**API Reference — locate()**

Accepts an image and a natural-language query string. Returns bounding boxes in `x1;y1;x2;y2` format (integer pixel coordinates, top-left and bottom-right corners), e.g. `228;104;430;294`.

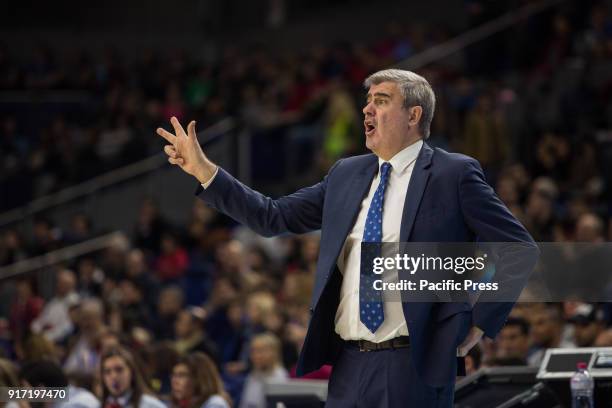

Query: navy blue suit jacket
196;142;537;386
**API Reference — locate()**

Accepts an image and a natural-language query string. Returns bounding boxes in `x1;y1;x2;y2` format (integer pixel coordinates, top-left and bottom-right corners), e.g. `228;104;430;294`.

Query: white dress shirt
335;140;423;341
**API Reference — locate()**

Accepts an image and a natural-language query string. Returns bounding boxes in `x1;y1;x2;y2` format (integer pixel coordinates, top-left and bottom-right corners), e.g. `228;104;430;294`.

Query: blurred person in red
155;233;189;283
9;277;44;344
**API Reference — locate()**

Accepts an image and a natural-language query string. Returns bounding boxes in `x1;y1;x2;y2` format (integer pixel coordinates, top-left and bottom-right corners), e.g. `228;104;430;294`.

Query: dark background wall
1;0;469;56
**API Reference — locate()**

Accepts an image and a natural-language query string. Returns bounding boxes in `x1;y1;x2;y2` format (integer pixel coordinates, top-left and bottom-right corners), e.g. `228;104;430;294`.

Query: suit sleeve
458;158;539;339
195;161;341;237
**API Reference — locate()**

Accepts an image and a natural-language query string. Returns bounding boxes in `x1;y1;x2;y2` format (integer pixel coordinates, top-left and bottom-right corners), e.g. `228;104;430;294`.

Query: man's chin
365;137;376;151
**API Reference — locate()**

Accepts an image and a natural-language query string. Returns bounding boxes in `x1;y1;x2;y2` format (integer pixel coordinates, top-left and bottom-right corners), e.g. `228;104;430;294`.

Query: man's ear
408;106;423;127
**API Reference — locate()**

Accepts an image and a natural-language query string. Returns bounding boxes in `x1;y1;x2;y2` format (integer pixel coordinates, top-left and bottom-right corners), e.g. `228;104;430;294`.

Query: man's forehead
366;81;398;97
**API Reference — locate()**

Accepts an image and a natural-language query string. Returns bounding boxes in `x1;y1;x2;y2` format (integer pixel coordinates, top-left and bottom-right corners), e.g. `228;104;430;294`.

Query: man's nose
363;102;374;116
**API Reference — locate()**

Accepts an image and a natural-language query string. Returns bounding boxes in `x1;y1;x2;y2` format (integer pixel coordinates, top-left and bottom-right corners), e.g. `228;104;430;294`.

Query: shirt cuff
200;167;219;189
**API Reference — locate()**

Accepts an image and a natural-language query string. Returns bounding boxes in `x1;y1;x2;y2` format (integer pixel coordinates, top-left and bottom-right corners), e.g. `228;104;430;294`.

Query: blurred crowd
0;201;321;407
3;1;610;210
1;0;612;407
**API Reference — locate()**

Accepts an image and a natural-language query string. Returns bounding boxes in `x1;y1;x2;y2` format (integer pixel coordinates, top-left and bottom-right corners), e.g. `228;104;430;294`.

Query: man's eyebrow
366;92;392;100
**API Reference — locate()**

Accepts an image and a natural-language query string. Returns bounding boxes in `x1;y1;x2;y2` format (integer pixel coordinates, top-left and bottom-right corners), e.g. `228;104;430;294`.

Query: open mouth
364;121;376;136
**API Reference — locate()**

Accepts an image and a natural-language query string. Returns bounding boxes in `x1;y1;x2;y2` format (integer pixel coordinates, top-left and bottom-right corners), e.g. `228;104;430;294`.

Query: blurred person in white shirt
239;333;288;408
31;269;79;343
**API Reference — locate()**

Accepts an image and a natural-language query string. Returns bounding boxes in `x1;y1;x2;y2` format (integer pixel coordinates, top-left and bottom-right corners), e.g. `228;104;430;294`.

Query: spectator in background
169;352;231;408
215;240;261;291
117;278;153;333
29;218;61;256
63;298;106;376
9;277;44;344
64;214;93;245
152;286;184;340
0;358;20;386
96;114;134;170
76;257;105;298
571;213;611;298
155;233;189;284
100;346;165;408
0;358;25;408
239;333;288;408
575;213;605;242
174;307;217;363
524;182;556;241
143;341;179;397
496;176;521;209
461;92;509;177
31;269;79;343
19;360;100;408
99;234;130;282
125;249;160;313
496;317;531;364
245;292;276;335
569;303;606;347
595;329;612;347
0;229;27;266
99;331;123;354
527;305;575;367
14;331;58;363
209;297;250;375
134;199;169;254
321;84;360;166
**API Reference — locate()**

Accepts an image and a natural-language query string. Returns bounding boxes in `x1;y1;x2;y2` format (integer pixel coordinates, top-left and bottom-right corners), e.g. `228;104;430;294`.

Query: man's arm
157;117;331;237
458;158;539;340
196;166;332;236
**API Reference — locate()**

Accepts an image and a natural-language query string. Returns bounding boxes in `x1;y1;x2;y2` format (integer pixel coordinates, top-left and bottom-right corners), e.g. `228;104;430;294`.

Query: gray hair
364;69;436;139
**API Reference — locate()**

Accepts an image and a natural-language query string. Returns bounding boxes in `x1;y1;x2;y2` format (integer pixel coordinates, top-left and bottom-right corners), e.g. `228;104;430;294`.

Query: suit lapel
400;143;434;242
328;156;378;266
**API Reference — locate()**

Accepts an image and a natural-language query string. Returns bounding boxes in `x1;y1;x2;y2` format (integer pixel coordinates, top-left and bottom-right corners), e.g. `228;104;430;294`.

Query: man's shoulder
324;153;377;178
334;153;377;168
430;146;477;167
330;146;481;174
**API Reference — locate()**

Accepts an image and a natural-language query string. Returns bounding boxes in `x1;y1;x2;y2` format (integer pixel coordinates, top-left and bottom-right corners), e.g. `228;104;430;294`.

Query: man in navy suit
157;69;537;407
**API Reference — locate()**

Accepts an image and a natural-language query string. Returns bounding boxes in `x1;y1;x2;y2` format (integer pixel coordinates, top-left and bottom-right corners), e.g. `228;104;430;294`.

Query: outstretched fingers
170;116;187;138
157;127;176;144
187;120;197;140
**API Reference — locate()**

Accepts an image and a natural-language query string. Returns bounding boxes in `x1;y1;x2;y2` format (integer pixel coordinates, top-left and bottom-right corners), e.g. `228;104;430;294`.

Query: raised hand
157;117;217;184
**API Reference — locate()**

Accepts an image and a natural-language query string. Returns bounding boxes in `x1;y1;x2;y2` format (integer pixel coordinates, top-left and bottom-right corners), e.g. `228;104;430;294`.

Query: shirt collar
378;139;424;174
107;391;132;407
